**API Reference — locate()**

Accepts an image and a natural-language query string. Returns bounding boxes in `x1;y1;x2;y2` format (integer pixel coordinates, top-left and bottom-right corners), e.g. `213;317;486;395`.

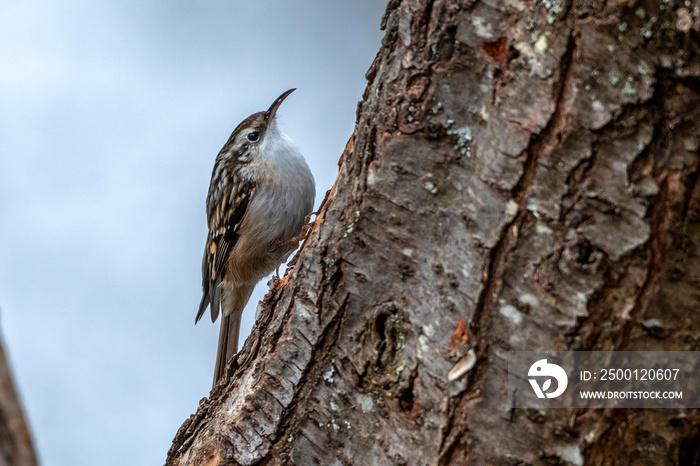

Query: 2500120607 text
599;368;680;381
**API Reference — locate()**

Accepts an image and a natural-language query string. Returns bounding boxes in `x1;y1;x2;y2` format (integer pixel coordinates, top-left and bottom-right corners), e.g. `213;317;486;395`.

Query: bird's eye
246;131;260;142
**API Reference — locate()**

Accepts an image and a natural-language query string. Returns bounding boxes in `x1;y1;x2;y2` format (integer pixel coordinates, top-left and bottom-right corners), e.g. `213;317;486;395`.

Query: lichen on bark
167;1;700;465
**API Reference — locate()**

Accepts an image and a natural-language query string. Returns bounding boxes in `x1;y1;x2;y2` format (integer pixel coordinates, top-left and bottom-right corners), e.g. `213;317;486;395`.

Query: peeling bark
168;1;700;465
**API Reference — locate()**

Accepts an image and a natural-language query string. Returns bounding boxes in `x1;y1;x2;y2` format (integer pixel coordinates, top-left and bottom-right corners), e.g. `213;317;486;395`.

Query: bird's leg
274;238;302;279
275;212;316;251
272;240;301;287
274;212;318;278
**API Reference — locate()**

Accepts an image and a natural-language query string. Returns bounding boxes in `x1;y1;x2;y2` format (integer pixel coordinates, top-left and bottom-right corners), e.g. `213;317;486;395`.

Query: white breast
239;120;315;248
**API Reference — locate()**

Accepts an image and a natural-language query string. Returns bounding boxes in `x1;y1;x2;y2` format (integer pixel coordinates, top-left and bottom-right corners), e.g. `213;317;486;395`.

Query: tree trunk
167;0;700;464
0;330;39;466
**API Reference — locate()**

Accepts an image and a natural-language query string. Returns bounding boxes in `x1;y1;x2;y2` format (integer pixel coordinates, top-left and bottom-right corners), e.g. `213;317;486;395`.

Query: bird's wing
196;171;256;323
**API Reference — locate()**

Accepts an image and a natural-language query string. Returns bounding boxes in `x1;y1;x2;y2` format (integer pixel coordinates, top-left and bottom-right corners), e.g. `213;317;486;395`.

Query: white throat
241;118;307;183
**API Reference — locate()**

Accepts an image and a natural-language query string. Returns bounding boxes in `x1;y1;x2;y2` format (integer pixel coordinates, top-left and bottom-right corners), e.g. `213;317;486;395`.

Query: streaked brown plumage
196;89;315;383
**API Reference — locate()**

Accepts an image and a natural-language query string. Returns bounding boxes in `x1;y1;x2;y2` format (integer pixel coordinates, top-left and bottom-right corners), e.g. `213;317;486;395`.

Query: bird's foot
274;212;318;279
275;213;316;254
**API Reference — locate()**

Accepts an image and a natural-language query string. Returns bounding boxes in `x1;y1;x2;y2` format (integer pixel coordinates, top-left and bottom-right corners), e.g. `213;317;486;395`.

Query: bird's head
220;88;297;163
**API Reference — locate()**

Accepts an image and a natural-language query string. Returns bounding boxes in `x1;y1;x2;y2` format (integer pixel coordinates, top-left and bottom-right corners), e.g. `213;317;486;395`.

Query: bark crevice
167;1;700;464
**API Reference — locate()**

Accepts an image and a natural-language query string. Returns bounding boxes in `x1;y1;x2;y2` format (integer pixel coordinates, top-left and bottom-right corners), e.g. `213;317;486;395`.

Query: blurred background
0;1;385;464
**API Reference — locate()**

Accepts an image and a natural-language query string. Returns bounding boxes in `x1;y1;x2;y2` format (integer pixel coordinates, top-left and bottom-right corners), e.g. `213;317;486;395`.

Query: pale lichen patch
499;304;523;325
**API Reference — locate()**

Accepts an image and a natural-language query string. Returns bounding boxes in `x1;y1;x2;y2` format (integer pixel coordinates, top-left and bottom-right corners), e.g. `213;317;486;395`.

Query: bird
196;88;315;383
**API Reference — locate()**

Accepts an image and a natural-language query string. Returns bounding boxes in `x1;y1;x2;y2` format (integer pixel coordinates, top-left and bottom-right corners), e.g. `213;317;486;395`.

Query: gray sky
0;2;385;464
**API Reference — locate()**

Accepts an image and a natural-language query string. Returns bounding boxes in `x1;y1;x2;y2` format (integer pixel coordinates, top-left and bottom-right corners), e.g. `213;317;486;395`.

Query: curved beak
264;88;296;129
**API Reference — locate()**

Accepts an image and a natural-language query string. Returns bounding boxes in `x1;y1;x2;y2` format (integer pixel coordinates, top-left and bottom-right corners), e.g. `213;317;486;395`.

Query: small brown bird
196;89;315;383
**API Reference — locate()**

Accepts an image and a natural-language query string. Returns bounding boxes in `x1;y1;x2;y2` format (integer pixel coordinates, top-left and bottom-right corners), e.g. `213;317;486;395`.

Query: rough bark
0;330;38;466
167;0;700;465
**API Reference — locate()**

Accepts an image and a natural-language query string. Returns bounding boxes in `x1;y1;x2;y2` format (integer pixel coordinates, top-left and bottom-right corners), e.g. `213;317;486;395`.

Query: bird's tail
213;312;241;383
213;283;255;384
